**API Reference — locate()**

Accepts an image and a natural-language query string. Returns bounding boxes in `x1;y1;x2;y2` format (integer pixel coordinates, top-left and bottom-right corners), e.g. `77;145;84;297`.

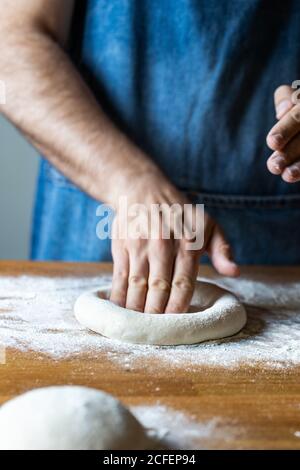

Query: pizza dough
0;386;150;450
74;281;247;345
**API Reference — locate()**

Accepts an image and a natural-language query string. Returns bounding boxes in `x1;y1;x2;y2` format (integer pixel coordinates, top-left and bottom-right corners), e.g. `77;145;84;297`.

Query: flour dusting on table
0;274;299;369
131;405;240;449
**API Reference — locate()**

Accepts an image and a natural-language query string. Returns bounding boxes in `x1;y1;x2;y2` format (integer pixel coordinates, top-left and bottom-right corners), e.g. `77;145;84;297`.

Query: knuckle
172;275;194;292
219;242;231;254
129;275;148;289
291;106;300;123
149;277;171;292
114;269;128;281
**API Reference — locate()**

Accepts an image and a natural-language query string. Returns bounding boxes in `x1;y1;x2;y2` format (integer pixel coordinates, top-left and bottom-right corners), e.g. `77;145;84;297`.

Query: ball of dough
0;386;150;450
74;281;247;345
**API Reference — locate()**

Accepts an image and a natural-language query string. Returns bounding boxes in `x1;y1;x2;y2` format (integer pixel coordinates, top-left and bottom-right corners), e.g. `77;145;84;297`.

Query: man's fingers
266;85;299;174
144;240;175;313
274;85;294;120
110;244;129;307
125;243;149;312
267;133;300;177
266;104;300;151
282;161;300;183
266;151;286;175
208;226;239;277
165;247;198;313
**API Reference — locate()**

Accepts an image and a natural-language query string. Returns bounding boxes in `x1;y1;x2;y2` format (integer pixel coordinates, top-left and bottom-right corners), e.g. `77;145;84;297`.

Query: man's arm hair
0;0;159;205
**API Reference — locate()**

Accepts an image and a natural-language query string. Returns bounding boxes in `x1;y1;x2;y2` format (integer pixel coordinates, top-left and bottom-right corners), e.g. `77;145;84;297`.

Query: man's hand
110;173;240;314
0;1;239;314
266;84;300;182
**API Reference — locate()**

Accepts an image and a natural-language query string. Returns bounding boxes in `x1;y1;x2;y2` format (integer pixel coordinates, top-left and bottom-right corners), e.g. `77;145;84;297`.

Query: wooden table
0;261;299;450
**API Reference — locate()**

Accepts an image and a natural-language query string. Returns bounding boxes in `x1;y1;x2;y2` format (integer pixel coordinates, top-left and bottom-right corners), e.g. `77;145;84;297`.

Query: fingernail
271;154;286;173
276;100;291;119
232;264;240;277
268;133;284;147
287;166;300;179
226;260;240;277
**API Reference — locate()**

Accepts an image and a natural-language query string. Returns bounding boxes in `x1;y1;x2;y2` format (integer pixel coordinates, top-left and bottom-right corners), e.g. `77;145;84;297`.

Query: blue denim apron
31;0;300;264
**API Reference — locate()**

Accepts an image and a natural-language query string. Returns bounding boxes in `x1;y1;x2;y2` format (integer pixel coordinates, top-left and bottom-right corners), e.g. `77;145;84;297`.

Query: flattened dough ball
0;386;150;450
74;281;247;345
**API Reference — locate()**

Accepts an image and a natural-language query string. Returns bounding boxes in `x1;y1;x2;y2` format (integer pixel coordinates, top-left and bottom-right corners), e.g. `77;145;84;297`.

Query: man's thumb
208;226;240;277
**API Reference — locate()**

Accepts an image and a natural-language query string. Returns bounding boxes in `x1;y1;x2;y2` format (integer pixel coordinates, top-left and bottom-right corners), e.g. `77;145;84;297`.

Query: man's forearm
0;25;160;205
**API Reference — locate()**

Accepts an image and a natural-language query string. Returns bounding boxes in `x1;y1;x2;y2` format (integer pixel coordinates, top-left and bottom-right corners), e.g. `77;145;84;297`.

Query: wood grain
0;261;299;450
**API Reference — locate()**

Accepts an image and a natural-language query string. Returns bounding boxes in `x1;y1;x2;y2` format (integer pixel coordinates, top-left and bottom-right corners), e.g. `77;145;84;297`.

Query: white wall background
0;115;39;259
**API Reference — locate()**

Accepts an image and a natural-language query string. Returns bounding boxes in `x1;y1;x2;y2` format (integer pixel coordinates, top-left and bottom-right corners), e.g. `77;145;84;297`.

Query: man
1;0;300;314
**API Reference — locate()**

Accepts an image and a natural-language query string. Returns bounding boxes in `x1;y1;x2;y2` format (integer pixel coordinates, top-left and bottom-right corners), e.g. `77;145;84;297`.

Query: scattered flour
0;274;299;369
131;405;240;449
